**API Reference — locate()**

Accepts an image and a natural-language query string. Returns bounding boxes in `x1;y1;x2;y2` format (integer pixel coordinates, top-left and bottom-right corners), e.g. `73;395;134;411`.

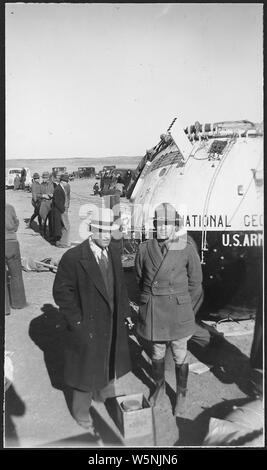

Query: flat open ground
5;178;262;448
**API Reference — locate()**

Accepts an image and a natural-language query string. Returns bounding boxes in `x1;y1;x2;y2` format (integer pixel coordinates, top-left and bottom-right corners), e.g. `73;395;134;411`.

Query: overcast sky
6;3;263;159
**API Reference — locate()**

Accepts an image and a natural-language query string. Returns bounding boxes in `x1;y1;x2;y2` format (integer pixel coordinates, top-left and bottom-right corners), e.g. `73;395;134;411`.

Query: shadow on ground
90;406;123;446
5;385;26;447
174;396;259;446
29;304;126;446
128;335;153;393
188;334;255;397
29;303;67;389
28;303;74;414
127;318;255;414
38;406;123;447
24;217;41;234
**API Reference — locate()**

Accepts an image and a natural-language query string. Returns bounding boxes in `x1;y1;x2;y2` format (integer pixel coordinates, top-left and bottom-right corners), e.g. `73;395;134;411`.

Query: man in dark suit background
53;208;132;433
51;173;71;247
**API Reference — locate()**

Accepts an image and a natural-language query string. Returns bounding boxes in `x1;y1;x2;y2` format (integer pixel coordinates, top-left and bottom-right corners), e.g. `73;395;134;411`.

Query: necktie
98;249;109;287
161;243;168;257
100;249;108;268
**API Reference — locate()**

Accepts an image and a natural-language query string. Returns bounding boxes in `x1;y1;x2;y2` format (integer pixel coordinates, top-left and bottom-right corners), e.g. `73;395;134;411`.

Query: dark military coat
135;236;203;341
39;181;54;221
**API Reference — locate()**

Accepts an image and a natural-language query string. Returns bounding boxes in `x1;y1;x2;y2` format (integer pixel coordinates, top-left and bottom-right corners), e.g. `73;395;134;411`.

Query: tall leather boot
174;363;189;416
149;358;165;406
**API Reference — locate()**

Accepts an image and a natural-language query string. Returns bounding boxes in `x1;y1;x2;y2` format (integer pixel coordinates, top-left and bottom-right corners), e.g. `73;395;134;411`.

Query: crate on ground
115;393;153;440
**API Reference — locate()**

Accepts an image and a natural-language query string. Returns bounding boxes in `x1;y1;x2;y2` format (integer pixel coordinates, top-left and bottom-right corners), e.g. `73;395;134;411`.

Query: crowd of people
98;169;132;197
5;170;71;314
28;171;71;247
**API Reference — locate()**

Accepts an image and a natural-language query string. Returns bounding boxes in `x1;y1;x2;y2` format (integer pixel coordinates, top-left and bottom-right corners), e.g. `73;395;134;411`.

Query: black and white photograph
4;2;264;449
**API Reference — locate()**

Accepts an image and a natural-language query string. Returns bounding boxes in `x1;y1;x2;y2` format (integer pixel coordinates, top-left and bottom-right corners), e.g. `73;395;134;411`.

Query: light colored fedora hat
90;208;120;231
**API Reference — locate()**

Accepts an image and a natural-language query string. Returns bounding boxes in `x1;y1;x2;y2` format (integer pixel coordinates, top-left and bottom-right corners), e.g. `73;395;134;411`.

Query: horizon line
6;155;141;161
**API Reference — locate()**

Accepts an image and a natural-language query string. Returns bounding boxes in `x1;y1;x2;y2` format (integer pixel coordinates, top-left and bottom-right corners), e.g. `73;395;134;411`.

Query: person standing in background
93;182;100;195
20;167;26;190
135;202;202;416
13;173;21;191
52;173;71;248
39;171;54;237
52;171;61;189
29;173;42;230
114;176;124;197
49;172;60;242
5;203;27;310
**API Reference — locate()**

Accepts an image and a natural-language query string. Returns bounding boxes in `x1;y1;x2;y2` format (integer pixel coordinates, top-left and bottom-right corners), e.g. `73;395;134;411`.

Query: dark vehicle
78;167;96;178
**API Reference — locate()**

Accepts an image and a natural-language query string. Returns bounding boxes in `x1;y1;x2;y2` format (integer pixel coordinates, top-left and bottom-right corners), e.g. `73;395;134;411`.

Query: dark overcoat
135;236;203;341
52;239;131;392
51;184;65;239
39;181;54;221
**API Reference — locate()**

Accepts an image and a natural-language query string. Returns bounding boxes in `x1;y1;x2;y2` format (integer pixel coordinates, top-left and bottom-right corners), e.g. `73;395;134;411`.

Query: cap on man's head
153;202;178;224
33;172;40;179
60;174;69;182
90;208;119;232
42;171;50;178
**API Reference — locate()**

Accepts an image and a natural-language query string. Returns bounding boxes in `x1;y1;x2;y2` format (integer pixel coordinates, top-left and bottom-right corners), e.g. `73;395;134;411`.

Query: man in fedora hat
53;207;132;433
51;173;71;247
